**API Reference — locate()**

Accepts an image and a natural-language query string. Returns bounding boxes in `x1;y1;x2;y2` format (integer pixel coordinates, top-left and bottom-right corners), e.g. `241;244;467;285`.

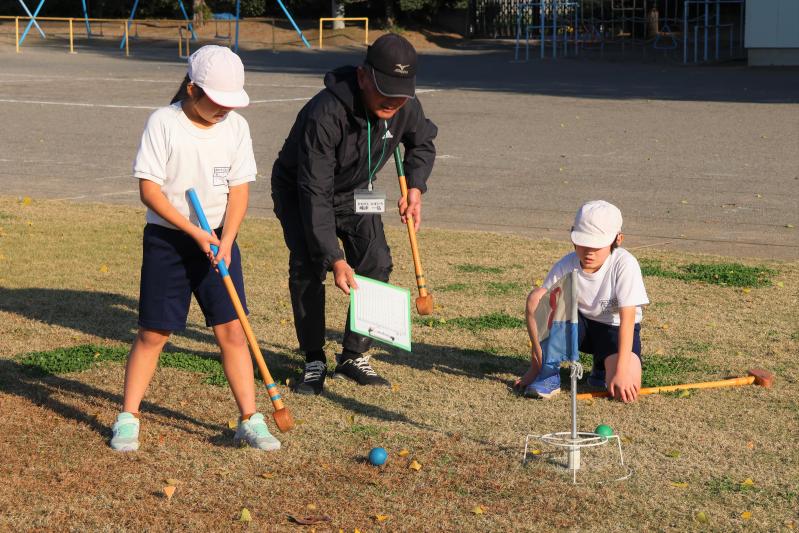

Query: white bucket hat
187;45;249;108
570;200;623;248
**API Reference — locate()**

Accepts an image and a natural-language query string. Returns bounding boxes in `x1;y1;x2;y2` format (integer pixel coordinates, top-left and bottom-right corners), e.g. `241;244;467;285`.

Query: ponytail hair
170;74;205;104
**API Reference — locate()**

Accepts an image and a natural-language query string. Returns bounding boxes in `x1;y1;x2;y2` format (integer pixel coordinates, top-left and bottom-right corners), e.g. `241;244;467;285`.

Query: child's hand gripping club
187;188;295;432
394;146;434;315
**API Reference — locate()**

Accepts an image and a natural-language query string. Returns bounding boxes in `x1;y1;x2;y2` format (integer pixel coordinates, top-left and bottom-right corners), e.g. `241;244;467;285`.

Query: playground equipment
476;0;747;63
514;0;581;61
318;16;368;49
11;0;311;54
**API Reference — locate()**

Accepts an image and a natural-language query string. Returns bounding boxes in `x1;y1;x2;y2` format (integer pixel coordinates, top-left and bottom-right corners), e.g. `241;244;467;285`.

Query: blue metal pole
17;0;45;38
177;0;198;41
275;0;311;48
119;0;139;49
234;0;240;52
81;0;92;38
18;0;46;44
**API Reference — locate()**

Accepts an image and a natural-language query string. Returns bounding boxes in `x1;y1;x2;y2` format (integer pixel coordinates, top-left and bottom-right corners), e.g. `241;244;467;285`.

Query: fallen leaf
164;478;181;486
163;485;176;501
678;389;691;398
786;224;795;229
373;514;390;522
408;460;422;471
472;505;485;515
741;511;752;520
531;449;541;455
306;503;317;511
776;281;784;288
398;449;410;457
741;478;754;486
287;514;331;525
228;419;238;430
665;450;680;458
391;384;400;392
260;472;274;479
671;481;688;488
695;511;708;524
240;508;252;522
661;324;669;330
21;196;31;206
534;278;543;287
742;288;751;294
746;441;754;449
99;264;109;273
680;200;688;204
348;414;355;426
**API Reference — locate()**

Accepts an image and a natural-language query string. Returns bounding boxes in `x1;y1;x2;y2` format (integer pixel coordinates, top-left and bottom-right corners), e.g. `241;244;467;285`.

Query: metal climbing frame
514;0;581;60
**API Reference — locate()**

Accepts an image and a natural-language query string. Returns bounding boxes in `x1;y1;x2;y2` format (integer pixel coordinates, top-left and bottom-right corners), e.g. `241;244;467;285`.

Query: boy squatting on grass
110;46;280;452
516;200;649;403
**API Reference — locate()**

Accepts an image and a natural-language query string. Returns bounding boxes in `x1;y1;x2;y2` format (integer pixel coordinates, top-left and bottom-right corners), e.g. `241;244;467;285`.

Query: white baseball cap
187;45;249;108
570;200;623;248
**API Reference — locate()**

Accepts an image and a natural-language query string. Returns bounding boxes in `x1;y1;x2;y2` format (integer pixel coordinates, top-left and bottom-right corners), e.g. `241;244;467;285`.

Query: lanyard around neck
365;106;388;192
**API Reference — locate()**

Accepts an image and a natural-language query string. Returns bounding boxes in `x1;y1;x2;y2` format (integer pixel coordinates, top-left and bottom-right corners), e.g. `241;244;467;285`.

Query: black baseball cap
365;33;417;99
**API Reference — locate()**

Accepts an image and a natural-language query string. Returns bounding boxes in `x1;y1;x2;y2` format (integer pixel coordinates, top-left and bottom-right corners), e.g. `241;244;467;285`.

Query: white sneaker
234;413;281;451
110;412;140;452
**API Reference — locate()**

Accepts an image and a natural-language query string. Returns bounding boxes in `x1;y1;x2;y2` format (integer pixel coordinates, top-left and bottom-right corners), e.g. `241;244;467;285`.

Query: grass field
0;196;797;531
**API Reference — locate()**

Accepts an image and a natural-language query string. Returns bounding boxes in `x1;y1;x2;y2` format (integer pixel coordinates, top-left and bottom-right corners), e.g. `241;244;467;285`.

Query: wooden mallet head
415;293;434;315
748;368;774;388
273;407;295;432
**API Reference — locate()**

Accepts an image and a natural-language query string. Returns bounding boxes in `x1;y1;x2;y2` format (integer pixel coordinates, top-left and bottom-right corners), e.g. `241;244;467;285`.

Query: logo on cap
394;64;411;74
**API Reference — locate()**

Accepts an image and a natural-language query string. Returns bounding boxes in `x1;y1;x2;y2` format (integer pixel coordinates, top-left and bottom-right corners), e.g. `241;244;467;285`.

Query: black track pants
272;190;393;357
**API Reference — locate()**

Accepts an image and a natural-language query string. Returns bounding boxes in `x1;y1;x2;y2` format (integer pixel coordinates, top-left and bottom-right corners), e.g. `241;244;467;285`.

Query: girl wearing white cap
111;46;280;451
517;200;649;403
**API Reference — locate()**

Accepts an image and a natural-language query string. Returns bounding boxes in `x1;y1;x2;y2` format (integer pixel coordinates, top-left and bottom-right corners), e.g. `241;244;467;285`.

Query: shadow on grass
0;287;222;347
0;358;223;439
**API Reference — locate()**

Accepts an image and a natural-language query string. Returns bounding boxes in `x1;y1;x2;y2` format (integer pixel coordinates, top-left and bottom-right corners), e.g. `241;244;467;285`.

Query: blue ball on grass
368;447;388;466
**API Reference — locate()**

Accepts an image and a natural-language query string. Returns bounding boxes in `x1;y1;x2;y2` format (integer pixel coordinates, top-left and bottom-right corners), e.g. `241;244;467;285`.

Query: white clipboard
349;274;412;352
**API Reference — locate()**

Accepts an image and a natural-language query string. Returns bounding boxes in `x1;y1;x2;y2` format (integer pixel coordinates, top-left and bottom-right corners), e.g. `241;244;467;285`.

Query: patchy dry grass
0;196;797;531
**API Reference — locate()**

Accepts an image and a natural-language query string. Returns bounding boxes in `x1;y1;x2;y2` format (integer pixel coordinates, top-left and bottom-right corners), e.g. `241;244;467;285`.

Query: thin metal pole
15;16;20;53
715;0;720;60
125;22;129;56
234;0;240;52
81;0;92;38
704;0;708;62
683;0;688;63
69;18;75;53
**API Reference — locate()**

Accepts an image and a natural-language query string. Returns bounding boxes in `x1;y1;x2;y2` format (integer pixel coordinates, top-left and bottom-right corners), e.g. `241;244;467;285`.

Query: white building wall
746;0;799;65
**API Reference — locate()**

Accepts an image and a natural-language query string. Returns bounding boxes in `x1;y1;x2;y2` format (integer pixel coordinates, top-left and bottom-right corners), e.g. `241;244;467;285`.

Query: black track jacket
271;66;438;272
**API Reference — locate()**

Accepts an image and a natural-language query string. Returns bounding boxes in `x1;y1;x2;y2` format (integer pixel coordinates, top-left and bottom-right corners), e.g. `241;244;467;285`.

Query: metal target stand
523;361;632;484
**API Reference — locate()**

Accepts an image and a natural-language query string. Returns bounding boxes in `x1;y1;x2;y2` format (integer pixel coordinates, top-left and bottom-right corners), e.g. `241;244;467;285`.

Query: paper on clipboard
349;274;412;352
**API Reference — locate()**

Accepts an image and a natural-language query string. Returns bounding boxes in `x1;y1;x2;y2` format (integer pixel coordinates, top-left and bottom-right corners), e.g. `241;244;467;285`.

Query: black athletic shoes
294;360;328;395
334;354;391;387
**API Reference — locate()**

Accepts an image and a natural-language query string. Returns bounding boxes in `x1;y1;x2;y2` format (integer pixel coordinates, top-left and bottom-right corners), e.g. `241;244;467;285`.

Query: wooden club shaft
398;173;429;298
221;276;286;411
576;375;756;400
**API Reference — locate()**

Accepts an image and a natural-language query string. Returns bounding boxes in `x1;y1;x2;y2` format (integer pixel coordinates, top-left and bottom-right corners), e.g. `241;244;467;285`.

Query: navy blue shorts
578;313;642;370
138;223;248;331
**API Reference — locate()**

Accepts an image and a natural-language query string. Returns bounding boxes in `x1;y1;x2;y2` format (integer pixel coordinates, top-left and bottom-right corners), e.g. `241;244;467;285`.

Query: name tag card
354;190;386;214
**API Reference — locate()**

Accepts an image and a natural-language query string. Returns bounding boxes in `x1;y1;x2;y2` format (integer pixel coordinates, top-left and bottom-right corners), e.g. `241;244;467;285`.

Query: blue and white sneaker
588;367;606;388
234;413;281;451
523;367;561;399
110;412;140;452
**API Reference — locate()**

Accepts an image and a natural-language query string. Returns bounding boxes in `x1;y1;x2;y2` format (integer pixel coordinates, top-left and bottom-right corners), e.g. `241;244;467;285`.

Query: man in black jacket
271;33;438;395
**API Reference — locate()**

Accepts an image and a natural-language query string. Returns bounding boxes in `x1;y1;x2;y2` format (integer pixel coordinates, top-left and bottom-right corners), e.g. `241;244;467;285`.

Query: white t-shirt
543;248;649;326
133;103;257;229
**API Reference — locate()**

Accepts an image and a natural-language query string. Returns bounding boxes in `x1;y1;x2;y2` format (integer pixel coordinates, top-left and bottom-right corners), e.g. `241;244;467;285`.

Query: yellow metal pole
69;18;75;54
15;16;20;53
365;18;368;44
124;23;129;56
319;19;323;49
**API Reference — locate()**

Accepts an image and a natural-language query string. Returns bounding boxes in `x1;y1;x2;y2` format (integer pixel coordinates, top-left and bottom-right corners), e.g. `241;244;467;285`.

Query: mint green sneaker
110;412;140;452
234;413;281;451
